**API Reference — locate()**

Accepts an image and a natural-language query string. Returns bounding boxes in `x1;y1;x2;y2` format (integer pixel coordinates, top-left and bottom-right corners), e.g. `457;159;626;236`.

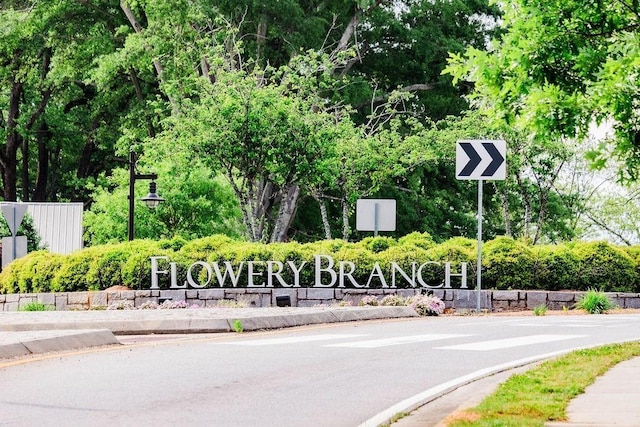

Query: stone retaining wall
2;288;640;312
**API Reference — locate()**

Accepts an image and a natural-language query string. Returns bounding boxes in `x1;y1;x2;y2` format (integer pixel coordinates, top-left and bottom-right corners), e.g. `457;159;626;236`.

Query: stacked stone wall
2;289;640;312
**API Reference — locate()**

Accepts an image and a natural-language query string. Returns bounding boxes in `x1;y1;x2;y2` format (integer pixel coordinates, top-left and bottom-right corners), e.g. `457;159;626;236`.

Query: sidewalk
1;307;639;426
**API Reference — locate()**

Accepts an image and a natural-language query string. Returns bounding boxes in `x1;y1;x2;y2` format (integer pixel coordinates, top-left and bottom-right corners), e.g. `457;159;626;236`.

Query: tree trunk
3;79;23;201
496;183;511;237
256;18;267;63
271;184;300;242
318;196;333;240
121;2;177;109
341;197;350;240
32;122;51;201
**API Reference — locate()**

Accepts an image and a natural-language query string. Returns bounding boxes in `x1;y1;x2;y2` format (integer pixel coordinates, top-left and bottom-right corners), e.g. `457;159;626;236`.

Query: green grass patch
18;302;52;311
446;341;640;426
575;289;616;314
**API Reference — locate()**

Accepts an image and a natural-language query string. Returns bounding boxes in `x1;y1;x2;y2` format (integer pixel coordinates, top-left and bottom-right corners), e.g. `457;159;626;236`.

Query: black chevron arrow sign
456;140;506;180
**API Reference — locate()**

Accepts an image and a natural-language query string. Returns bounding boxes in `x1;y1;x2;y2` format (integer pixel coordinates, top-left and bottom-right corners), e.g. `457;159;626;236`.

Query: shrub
374;245;430;288
408;294;446;316
575;289;616;314
571;242;635;292
180;234;237;257
531;245;579;291
398;232;436;250
50;247;105;292
85;244;131;290
358;295;379;306
483;237;535;290
120;240;168;289
358;236;398;253
380;294;406;306
424;238;475;287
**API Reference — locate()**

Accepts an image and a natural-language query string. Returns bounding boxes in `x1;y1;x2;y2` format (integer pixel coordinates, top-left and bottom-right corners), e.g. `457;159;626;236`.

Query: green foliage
0;213;44;253
483;237;535;290
532;245;580;291
50;246;105;292
5;234;640;294
19;302;51;311
358;236;398;253
575;289;617;314
398;232;437;250
533;304;547;316
571;242;635;292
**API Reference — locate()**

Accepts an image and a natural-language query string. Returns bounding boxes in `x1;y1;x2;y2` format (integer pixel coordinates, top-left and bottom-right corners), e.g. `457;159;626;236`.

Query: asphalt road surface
2;314;640;427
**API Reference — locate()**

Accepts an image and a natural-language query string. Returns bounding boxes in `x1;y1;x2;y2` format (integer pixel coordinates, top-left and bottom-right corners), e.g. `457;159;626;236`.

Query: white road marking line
436;334;586;351
325;334;471;349
226;334;369;346
517;323;600;328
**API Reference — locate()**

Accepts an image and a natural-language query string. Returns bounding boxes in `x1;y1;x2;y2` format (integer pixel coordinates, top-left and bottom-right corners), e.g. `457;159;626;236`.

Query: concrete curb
0;329;120;359
0;306;418;359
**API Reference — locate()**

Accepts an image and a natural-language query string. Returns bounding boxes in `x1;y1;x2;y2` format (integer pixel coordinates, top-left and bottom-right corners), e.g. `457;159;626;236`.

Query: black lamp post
128;150;165;241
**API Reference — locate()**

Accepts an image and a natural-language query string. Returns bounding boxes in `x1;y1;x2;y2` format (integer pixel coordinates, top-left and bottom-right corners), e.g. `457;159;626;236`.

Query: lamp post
128;150;165;241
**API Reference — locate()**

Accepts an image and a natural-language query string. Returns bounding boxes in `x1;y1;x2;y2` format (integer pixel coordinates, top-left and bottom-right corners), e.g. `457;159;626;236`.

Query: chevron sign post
456;140;506;180
456;140;507;313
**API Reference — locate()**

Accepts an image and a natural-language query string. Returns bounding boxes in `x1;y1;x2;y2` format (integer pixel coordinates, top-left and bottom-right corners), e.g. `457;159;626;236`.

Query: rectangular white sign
356;199;396;232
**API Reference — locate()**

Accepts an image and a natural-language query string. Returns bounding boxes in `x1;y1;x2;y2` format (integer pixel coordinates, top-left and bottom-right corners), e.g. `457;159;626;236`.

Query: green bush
358;236;398;253
398;232;436;250
51;246;105;292
621;245;640;291
120;240;167;289
5;231;640;295
375;245;431;288
531;245;579;291
571;242;635;292
483;237;535;290
85;244;132;290
424;238;475;287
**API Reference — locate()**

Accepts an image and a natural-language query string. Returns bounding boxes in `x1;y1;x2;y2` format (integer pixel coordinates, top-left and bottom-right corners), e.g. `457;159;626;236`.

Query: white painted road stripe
227;334;369;346
325;334;471;349
436;334;586;351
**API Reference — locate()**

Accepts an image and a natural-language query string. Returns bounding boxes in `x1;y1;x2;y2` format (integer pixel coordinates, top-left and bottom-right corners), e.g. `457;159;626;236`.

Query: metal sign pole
477;180;483;312
374;202;379;237
12;206;17;261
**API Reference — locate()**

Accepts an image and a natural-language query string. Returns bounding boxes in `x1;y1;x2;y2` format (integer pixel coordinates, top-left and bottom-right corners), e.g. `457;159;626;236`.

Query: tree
83;150;244;244
445;0;640;179
0;1;130;202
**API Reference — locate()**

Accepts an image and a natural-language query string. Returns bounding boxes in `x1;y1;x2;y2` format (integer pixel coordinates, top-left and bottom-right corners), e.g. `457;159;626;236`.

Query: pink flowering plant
408;295;446;316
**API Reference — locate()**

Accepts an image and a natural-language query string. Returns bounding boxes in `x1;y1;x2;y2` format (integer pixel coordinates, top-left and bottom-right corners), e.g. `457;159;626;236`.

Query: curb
0;329;120;359
0;306;417;359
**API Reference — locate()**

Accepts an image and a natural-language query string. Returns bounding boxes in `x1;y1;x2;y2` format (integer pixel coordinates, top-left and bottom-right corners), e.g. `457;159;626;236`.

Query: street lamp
128;150;165;241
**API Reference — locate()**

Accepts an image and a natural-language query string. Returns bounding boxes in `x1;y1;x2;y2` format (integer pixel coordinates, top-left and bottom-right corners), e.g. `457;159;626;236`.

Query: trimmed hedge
2;234;640;293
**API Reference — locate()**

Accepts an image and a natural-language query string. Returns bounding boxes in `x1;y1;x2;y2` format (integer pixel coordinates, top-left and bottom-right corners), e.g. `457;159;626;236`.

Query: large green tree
446;0;640;179
0;1;131;202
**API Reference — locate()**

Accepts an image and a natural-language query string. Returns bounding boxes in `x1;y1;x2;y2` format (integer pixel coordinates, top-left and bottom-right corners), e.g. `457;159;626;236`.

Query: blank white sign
356;199;396;232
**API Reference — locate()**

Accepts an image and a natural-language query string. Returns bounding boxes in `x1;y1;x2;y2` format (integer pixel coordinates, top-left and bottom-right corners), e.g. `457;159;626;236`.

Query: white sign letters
150;255;468;290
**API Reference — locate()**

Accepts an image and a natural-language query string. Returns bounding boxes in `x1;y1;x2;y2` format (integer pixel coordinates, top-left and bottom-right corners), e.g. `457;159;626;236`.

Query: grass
575;289;616;314
444;341;640;426
533;304;548;316
18;302;51;311
232;319;244;333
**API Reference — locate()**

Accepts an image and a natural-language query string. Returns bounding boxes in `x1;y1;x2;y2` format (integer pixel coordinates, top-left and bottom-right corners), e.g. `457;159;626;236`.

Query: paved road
2;314;640;426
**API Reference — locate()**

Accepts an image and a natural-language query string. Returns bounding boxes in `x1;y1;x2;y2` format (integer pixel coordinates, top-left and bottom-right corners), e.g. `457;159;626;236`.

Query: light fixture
141;181;165;209
128;150;164;241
